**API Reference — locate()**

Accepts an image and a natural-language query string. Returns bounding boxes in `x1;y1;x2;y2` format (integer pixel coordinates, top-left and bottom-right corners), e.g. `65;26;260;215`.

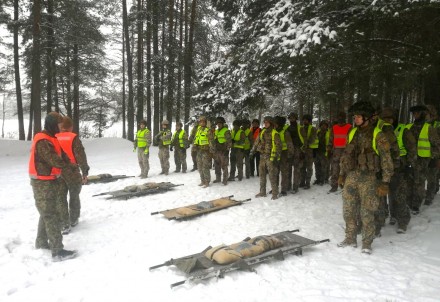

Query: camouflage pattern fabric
330;148;344;188
243;150;251;178
214;150;229;183
189;126;199;170
159;147;170;174
174;147;187;172
234;149;244;180
250;152;260;177
137;148;150;177
314;152;329;184
197;150;212;185
389;169;411;230
229;149;237;178
288;148;302;191
299;149;314;184
32;178;64;253
278;150;291;192
259;156;279;198
58;181;82;228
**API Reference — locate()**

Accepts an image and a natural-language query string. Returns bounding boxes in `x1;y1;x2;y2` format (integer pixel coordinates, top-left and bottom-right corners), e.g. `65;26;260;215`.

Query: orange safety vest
252;127;261;140
56;132;77;164
29;133;62;180
332;124;352;148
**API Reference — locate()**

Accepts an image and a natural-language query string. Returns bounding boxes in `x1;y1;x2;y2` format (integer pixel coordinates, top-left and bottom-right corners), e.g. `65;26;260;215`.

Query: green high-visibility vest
348;126;382;155
278;125;289;151
260;128;279;161
197;127;210;146
407;123;432;157
434;121;440;128
193;126;201;145
162;130;172;145
300;125;318;148
244;128;251;150
394;123;407;157
137;129;150;148
172;130;186;148
317;129;331;156
215;127;228;144
232;129;244;149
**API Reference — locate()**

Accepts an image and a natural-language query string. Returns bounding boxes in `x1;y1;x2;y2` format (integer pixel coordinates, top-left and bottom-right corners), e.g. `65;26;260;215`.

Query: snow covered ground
1;136;440;302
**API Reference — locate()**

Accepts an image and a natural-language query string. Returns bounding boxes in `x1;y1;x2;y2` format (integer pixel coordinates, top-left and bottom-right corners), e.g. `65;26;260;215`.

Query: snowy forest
0;0;439;140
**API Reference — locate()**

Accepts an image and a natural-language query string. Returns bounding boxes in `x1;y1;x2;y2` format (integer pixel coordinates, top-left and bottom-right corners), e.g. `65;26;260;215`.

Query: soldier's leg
255;152;260;176
330;149;342;189
143;153;150;177
250;151;256;176
181;149;187;172
57;179;70;230
158;148;164;172
411;159;429;212
229;149;237;179
394;171;411;232
425;161;438;205
137;148;145;176
374;197;386;237
201;151;212;186
221;152;229;184
258;157;268;195
32;180;64;253
68;182;82;225
359;175;380;250
244;150;250;178
191;146;198;170
236;149;244;181
280;154;289;193
305;151;313;188
268;160;279;199
314;153;322;184
197;152;204;184
214;152;222;182
163;149;170;174
174;148;181;172
341;172;360;244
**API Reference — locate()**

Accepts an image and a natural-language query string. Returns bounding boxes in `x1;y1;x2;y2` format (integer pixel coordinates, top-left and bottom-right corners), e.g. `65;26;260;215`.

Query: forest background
0;0;439;140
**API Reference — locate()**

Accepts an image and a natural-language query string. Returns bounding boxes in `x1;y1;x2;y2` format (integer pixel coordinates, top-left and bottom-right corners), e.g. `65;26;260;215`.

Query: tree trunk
166;0;175;124
122;29;126;138
31;0;42;136
159;1;166;122
183;0;196;131
73;43;80;133
146;0;152;129
136;0;144;123
45;0;55;113
152;0;160;137
14;0;25;140
123;0;135;141
176;0;183;123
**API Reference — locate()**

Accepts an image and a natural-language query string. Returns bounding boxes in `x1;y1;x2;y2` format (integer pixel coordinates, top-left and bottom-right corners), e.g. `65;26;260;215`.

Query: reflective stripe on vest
137;129;150;148
325;130;330;156
394;124;407;156
193;126;201;145
162;130;172;146
332;124;351;148
244;129;251;150
197;127;210;146
376;119;391;130
29;133;62;180
55;132;77;164
260;128;279;160
278;125;288;151
215;127;228;144
407;123;432;157
300;125;318;148
172;130;186;147
233;129;244;149
348;126;381;155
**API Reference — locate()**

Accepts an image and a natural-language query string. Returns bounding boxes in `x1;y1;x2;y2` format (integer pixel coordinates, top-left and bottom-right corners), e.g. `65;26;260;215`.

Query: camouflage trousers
173;147;187;172
31;179;64;253
259;155;279;197
300;149;314;183
389;169;411;229
250;152;260;176
342;171;379;246
374;197;387;236
288;148;302;190
214;150;229;182
59;179;82;228
409;158;430;208
330;148;344;188
243;150;251;178
137;147;150;177
277;151;290;193
230;148;244;180
426;160;439;203
159;146;170;174
191;145;198;170
314;152;329;183
197;150;212;185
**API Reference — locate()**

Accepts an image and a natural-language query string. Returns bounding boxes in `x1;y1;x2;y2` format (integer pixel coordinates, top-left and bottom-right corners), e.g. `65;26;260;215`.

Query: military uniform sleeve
327;128;334;150
189;127;197;143
239;131;246;147
285;131;294;158
72;136;90;176
251;136;260;153
376;132;394;183
36;140;71;170
402;128;417;167
225;130;232;150
274;132;282;160
307;127;317;148
428;125;440;159
145;129;152;147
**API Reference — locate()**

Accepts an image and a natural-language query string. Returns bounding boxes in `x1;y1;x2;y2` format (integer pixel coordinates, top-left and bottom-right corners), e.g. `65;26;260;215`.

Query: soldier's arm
146;130;152;147
308;127;317;148
36;140;72;169
327;128;334;150
428;125;440;159
376;132;394;183
239;131;246;146
225;130;232;150
251;136;260;153
72;137;90;176
274;132;282;160
285;131;294;157
402;128;417;167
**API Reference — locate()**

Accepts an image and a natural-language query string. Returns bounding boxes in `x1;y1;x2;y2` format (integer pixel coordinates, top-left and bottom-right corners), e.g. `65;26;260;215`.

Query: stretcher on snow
86;173;134;184
92;182;183;200
150;195;251;220
149;230;329;288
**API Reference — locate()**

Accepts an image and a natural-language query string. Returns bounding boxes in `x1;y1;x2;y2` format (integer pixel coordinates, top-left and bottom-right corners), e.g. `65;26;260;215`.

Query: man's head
44;112;63;136
379;107;396;125
319;120;329;131
60;116;74;132
410;105;428;122
175;121;183;130
288;112;298;124
198;116;207;127
337;111;346;124
348;102;375;127
139;119;147;129
162;120;169;129
302;114;312;126
263;116;274;128
232;119;241;130
274;116;286;130
215;116;226;129
251;119;260;128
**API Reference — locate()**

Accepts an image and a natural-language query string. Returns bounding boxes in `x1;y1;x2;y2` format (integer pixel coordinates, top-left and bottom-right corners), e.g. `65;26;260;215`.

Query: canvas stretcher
92;182;183;200
86;173;134;184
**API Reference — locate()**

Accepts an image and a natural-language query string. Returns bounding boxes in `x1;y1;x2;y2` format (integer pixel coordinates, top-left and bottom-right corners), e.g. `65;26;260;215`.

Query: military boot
337;238;357;248
213;178;221;183
389;217;397;225
202;182;209;188
255;192;267;198
361;243;372;254
328;186;338;193
52;249;78;262
397;225;407;234
303;181;310;189
291;186;299;194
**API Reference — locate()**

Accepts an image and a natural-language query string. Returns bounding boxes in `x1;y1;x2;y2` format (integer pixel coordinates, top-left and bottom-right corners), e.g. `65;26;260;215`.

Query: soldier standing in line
213;117;232;185
155;120;172;175
133;119;151;178
314;120;330;186
425;105;440;205
171;121;189;173
228;120;246;181
56;116;90;234
251;116;282;200
29;112;78;261
328;112;352;193
250;119;261;177
337;102;393;254
406;105;440;214
274;116;294;196
299;114;318;189
242;120;253;179
287;112;303;193
188;120;200;172
195;116;213;188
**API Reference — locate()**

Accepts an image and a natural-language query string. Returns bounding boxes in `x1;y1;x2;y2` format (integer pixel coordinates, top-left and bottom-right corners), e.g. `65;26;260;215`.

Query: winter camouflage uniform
314;127;330;185
426;116;440;204
213;124;232;184
287;119;303;192
134;126;152;178
196;125;214;186
253;122;282;199
31;131;74;253
171;128;189;173
58;135;89;230
156;128;172;174
340;122;393;251
299;123;317;188
328;122;352;191
230;126;246;181
276;123;294;194
189;124;200;171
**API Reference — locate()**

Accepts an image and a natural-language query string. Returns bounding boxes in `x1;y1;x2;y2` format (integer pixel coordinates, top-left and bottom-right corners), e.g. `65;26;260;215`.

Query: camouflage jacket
287;122;303;148
299;125;317;150
60;136;90;184
171;129;189;149
340;123;394;183
408;120;440;159
381;124;401;170
213;126;232;152
156;129;172;149
254;126;282;159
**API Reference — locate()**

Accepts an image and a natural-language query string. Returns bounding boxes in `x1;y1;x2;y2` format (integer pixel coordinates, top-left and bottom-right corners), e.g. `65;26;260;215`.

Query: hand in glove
376;182;389;197
338;175;346;188
170;146;174;152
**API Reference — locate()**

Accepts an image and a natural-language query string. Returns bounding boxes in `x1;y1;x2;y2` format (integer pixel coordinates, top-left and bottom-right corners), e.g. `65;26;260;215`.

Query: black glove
170;146;174;151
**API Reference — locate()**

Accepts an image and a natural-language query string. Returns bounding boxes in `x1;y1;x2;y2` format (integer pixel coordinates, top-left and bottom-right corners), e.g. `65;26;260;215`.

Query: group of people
29;112;89;262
